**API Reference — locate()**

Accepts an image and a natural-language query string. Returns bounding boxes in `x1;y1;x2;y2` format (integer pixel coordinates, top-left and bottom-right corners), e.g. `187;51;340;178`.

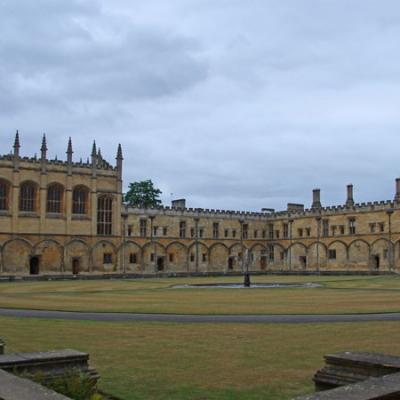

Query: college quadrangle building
0;132;399;276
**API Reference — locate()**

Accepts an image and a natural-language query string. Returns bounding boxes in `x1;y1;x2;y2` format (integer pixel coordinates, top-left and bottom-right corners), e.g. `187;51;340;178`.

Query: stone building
0;132;399;276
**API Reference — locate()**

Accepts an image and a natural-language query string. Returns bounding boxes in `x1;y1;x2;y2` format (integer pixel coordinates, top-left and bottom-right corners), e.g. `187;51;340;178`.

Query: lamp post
194;216;200;273
316;216;321;273
387;209;394;271
149;214;156;273
288;218;294;271
122;213;127;274
239;218;250;287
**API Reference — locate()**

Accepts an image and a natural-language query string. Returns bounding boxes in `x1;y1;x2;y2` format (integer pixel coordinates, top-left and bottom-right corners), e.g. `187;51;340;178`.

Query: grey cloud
1;1;400;211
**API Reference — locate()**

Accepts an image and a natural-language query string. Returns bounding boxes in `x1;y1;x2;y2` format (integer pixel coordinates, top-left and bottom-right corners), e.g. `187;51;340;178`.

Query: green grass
0;275;400;314
2;317;400;399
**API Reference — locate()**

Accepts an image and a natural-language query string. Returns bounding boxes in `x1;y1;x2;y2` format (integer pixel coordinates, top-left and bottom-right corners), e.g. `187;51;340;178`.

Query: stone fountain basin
171;283;322;289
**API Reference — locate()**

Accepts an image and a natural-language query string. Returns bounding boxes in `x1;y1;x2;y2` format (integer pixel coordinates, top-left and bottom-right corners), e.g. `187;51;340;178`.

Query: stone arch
166;241;188;272
327;240;348;269
209;243;229;272
228;243;247;272
187;242;209;273
249;243;267;271
307;242;328;270
91;240;117;273
65;239;90;273
2;238;32;274
287;242;308;270
348;239;371;270
142;242;166;273
371;238;393;270
269;243;286;269
32;239;63;273
119;241;142;273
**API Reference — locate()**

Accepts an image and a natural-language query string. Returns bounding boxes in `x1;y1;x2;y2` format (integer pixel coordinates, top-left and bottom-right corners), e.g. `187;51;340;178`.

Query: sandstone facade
1;133;399;276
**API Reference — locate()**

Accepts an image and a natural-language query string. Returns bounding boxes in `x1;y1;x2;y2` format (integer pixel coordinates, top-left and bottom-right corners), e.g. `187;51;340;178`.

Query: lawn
1;317;400;399
0;275;399;314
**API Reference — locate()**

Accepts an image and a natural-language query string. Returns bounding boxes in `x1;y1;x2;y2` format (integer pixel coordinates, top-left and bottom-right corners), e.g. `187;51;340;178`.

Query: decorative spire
97;148;102;160
13;130;20;171
116;143;123;160
116;143;123;181
66;137;73;163
91;140;97;157
13;130;20;151
40;133;47;161
41;133;47;152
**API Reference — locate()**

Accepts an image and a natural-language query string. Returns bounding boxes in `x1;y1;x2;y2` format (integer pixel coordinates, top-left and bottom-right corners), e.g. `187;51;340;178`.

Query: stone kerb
0;369;72;400
294;352;400;400
294;372;400;400
314;351;400;390
0;349;99;385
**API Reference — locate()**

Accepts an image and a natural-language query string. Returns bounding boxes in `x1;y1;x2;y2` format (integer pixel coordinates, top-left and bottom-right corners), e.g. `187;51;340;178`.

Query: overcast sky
1;0;400;211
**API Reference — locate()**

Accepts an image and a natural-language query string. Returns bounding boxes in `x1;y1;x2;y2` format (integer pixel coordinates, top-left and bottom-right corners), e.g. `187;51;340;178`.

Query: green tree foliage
124;180;162;208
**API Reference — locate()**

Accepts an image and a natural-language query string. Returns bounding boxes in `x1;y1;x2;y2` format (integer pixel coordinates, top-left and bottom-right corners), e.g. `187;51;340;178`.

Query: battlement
126;199;398;222
126;204;270;220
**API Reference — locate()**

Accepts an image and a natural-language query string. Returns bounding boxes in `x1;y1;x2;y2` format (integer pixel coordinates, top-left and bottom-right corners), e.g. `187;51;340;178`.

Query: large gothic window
47;184;64;213
72;186;88;214
19;182;37;212
0;180;10;211
97;195;112;235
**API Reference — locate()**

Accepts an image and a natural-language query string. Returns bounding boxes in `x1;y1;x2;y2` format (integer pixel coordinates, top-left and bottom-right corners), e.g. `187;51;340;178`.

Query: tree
124;180;162;208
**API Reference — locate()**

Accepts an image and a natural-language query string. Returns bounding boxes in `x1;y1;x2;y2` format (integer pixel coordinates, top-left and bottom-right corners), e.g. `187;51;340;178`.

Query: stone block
294;372;400;400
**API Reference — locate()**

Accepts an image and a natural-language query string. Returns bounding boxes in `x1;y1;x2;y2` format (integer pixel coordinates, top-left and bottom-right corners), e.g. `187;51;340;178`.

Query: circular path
1;308;400;324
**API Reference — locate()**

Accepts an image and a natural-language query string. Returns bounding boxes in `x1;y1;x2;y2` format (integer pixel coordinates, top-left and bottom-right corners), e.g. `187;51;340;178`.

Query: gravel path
1;308;400;324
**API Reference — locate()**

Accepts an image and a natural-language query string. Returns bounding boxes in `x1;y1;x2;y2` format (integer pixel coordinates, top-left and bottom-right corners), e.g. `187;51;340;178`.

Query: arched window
72;186;88;214
0;180;10;211
20;182;37;212
97;196;112;235
47;184;64;213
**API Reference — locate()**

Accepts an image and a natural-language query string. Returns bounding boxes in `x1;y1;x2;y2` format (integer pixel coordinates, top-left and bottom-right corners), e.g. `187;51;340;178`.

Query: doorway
260;256;267;270
299;256;307;269
228;257;234;270
374;255;380;270
72;258;80;275
29;256;40;275
157;257;165;271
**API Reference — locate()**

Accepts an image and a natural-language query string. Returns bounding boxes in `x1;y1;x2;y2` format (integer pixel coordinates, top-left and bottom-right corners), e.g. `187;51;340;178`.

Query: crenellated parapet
126;205;271;220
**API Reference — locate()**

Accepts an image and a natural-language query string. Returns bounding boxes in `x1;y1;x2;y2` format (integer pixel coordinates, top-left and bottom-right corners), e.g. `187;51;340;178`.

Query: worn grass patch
0;276;400;315
1;317;400;399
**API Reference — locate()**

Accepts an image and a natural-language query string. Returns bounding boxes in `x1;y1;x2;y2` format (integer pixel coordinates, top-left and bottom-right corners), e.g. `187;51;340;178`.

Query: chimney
395;178;400;204
312;189;322;209
171;199;186;209
346;184;354;207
